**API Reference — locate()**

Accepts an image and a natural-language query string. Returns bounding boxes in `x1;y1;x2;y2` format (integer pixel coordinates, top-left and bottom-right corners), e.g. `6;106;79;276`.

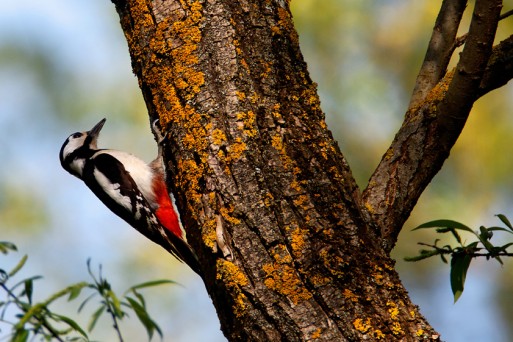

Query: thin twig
499;9;513;20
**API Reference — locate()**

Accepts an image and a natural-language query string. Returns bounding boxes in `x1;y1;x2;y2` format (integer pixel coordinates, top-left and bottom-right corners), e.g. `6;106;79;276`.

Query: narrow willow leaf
450;253;473;303
67;282;88;301
52;313;88;338
497;214;513;230
0;241;17;254
414;219;474;233
88;305;105;332
8;255;28;277
487;226;513;234
127;279;177;292
24;279;33;304
126;297;162;339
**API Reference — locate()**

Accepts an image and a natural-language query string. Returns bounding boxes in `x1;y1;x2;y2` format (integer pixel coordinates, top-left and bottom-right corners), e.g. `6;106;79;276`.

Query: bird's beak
89;118;106;138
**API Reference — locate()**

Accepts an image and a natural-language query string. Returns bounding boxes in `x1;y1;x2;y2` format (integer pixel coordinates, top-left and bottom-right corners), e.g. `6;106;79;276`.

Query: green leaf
496;214;513;230
487;226;513;234
125;296;162;340
52;313;88;338
414;219;475;233
24;279;33;304
78;292;97;313
68;282;88;301
88;305;105;332
106;290;123;318
450;252;473;303
498;242;513;251
127;279;177;293
0;241;17;254
8;255;28;277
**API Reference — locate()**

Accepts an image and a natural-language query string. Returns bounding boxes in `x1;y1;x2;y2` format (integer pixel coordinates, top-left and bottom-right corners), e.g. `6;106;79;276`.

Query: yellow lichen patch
151;1;205;122
217;259;249;286
262;262;312;305
386;301;399;320
177;159;203;201
310;273;331;287
211;129;227;146
260;60;272;79
391;321;404;335
263;245;312;305
201;216;217;250
272;103;283;120
409;310;416;319
364;201;375;214
292;194;309;207
236;111;258;138
353;318;371;333
343;289;359;303
263;191;274;207
317;141;329;160
416;329;424;337
226;138;247;163
216;259;249;317
235;91;246;101
290;227;308;257
310;328;322;339
220;206;241;225
374;330;385;339
271;134;284;152
408;69;455;122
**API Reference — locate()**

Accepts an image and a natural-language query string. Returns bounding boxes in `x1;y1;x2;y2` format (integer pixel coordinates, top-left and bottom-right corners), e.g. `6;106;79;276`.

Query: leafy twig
406;214;513;302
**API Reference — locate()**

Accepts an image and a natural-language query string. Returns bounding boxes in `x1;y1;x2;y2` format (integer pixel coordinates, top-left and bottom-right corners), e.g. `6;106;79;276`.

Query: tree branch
408;0;467;109
478;35;513;97
362;0;503;253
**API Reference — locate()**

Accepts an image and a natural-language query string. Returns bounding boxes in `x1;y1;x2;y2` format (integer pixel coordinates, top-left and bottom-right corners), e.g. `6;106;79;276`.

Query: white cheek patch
63;136;86;158
93;168;131;211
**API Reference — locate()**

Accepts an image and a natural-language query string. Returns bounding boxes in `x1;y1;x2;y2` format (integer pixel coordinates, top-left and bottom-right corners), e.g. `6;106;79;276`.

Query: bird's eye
72;132;82;138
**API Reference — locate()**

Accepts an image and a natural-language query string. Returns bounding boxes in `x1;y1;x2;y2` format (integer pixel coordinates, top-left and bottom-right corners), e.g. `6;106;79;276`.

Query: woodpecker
59;118;201;275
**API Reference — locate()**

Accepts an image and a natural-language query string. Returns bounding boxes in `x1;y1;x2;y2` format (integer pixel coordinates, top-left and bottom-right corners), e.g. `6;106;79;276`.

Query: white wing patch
94;150;156;204
93;168;132;210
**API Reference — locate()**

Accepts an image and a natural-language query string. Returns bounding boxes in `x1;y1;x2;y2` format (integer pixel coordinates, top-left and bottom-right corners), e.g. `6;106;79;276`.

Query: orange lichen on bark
353;318;371;333
343;289;359;302
201;217;217;249
216;259;249;317
211;129;227;146
310;328;322;339
290;227;308;257
227;138;247;163
406;69;455;122
220;206;241;225
263;245;312;305
353;317;387;339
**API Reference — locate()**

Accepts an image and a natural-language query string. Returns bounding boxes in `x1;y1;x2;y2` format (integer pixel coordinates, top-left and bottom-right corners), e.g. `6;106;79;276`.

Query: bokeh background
1;1;513;341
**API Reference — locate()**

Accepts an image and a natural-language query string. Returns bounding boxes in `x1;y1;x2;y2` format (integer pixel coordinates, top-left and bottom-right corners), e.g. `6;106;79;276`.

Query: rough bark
111;0;511;340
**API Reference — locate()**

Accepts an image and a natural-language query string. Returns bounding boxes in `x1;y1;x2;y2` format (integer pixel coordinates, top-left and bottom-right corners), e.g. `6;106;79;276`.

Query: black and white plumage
59;118;201;275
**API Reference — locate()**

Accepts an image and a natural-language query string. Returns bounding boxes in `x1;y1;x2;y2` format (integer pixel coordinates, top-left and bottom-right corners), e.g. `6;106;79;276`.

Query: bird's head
59;118;106;178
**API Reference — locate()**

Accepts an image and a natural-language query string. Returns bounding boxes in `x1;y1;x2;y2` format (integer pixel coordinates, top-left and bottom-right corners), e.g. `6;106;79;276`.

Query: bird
59;118;201;275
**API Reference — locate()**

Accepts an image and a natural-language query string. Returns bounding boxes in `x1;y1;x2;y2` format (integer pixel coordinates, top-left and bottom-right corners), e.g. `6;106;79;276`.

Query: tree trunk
111;0;511;340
